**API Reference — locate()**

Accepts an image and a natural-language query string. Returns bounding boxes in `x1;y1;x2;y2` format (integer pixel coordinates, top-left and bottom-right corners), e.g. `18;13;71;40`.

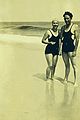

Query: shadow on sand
54;76;64;84
61;84;78;106
33;73;46;81
55;76;76;85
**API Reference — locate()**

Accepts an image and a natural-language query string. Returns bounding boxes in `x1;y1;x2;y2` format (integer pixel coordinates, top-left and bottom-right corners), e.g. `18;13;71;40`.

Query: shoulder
47;29;51;34
44;29;51;35
43;29;52;39
71;23;79;34
46;29;52;37
71;23;79;31
43;30;50;36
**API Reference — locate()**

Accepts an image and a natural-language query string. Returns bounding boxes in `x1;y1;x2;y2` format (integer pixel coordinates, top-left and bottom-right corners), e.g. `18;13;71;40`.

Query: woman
61;11;79;86
42;20;60;80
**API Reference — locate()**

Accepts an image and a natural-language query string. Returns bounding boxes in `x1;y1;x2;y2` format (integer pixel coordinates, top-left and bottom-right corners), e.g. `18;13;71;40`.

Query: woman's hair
52;19;59;25
63;11;73;19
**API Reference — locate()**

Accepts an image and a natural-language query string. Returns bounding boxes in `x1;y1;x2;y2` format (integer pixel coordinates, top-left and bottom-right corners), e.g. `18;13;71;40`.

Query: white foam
0;34;80;47
0;34;42;44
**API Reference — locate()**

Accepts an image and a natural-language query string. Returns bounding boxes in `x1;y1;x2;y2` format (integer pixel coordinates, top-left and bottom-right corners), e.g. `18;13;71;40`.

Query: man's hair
63;11;73;19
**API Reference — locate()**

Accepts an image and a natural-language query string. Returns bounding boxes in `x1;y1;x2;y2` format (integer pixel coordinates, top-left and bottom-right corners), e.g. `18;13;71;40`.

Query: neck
66;22;71;28
52;28;57;32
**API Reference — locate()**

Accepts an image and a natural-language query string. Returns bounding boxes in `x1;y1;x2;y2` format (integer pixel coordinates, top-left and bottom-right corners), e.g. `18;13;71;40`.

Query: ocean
0;21;80;37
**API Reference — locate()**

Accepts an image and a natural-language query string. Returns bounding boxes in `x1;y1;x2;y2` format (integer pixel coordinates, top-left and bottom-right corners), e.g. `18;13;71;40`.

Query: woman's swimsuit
45;30;60;55
62;24;75;52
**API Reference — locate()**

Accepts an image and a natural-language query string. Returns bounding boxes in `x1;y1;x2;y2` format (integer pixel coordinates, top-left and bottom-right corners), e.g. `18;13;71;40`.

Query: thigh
52;55;58;66
62;52;69;66
68;52;76;66
45;54;53;66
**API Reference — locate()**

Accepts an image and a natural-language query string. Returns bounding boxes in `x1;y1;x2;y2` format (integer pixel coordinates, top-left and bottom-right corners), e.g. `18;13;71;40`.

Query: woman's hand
50;41;56;45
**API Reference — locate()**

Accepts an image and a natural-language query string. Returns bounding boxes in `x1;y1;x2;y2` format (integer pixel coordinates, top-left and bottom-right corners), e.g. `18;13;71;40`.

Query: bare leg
69;52;76;85
45;54;52;80
62;52;70;82
51;55;58;80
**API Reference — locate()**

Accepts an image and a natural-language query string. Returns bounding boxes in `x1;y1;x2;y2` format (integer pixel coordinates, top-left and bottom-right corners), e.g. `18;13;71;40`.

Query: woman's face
52;20;59;31
64;15;71;25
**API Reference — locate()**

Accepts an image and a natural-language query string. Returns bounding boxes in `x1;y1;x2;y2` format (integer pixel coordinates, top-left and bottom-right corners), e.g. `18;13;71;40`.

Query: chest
48;34;59;42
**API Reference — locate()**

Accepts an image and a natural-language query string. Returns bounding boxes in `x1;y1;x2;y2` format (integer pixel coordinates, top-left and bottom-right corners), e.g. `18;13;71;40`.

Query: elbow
42;39;44;44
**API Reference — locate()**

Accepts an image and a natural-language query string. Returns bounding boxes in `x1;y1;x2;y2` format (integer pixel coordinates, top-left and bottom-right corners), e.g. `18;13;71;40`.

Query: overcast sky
0;0;80;22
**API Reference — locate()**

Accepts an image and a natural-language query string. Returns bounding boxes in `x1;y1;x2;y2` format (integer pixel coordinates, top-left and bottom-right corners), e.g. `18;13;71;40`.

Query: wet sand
0;34;80;120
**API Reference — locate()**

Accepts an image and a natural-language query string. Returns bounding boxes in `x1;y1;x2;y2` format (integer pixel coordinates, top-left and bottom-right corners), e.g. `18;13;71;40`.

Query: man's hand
72;51;76;57
59;50;62;56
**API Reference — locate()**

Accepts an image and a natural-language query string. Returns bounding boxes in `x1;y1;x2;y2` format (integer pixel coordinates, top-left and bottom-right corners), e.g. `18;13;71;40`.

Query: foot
46;74;50;80
45;77;49;81
50;77;54;81
64;80;68;84
63;78;68;84
73;82;78;87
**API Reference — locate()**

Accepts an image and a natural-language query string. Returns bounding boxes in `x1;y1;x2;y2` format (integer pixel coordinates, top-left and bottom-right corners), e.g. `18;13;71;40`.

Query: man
61;11;79;86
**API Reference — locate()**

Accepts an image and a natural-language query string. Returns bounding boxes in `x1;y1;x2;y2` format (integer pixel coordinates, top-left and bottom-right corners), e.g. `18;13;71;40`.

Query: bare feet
50;77;54;81
63;78;68;84
45;77;49;81
73;82;78;87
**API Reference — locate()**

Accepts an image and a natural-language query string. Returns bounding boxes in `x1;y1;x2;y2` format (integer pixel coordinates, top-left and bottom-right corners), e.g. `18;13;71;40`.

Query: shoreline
0;34;42;44
0;33;80;47
0;33;80;120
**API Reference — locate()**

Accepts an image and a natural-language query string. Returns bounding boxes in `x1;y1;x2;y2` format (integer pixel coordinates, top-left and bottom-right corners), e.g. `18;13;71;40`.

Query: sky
0;0;80;22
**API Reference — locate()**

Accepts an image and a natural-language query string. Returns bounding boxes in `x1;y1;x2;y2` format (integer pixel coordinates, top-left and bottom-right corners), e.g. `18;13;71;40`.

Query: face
64;15;71;25
52;20;59;31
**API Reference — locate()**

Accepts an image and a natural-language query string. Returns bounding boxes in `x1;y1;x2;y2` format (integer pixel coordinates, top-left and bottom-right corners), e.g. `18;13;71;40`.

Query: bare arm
42;30;56;45
71;24;79;57
59;38;62;55
74;24;79;52
42;31;51;44
58;27;64;55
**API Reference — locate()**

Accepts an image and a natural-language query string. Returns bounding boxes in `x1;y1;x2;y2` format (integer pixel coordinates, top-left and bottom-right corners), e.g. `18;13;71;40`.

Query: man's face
64;15;71;25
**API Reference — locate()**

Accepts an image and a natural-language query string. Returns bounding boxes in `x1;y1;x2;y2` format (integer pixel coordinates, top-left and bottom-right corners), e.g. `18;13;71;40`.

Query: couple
42;11;79;86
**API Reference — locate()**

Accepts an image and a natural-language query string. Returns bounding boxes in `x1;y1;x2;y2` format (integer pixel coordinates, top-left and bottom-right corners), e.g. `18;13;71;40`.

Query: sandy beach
0;34;80;120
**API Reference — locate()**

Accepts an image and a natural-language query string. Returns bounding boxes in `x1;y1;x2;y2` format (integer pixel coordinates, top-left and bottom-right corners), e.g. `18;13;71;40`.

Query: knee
47;65;56;70
50;66;53;70
47;66;52;70
48;66;53;70
51;65;56;69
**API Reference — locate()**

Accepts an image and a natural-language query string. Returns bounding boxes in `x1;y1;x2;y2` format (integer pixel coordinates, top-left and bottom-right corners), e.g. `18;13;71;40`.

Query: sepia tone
0;0;80;120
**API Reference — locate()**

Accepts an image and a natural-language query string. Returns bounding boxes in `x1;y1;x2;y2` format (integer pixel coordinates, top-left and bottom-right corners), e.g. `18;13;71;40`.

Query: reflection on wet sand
62;84;69;106
45;80;55;105
45;80;79;120
45;80;55;120
60;84;78;120
62;84;78;106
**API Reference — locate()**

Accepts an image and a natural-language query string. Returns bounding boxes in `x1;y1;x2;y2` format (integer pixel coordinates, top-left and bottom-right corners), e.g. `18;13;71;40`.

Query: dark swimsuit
45;30;60;56
62;24;75;52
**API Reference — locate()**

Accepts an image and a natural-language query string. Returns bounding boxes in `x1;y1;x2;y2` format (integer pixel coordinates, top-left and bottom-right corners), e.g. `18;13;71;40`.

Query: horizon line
0;20;80;22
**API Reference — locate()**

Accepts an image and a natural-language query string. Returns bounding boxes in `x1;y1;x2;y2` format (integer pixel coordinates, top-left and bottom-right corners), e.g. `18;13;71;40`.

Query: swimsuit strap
49;29;53;35
49;29;59;36
70;23;74;30
64;23;74;33
70;23;75;35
